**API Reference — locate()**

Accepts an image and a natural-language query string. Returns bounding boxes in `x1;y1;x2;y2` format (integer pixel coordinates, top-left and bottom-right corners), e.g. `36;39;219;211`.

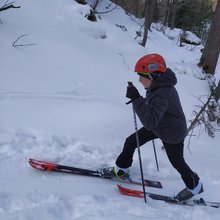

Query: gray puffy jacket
133;68;187;144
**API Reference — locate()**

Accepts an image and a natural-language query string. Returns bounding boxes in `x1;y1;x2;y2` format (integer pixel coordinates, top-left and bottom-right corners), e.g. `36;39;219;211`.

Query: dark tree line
112;0;214;40
111;0;219;76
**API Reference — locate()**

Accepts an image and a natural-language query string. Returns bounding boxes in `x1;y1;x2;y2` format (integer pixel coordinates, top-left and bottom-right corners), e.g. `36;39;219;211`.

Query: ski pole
127;82;147;203
152;139;159;172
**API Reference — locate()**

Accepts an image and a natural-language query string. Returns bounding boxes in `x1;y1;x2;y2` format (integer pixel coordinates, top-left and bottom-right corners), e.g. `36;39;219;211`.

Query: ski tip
29;158;39;165
29;158;43;170
29;158;35;163
29;158;57;171
117;184;144;198
29;158;35;167
117;184;123;191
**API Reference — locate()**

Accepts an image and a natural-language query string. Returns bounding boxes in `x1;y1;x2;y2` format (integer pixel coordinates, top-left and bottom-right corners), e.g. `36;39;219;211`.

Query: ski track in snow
0;90;93;102
0;89;123;107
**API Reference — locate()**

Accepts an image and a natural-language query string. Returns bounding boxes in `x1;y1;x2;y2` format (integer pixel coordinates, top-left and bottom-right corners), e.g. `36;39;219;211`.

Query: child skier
106;54;204;201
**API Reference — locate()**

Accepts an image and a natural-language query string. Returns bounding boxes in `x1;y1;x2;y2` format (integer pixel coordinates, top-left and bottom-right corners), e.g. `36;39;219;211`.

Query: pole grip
126;82;133;105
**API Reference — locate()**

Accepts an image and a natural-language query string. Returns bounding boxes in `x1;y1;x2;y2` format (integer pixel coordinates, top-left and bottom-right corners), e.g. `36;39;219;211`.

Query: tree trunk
198;0;220;75
141;0;149;47
214;80;220;101
169;0;179;29
148;0;156;29
141;0;155;47
163;0;170;26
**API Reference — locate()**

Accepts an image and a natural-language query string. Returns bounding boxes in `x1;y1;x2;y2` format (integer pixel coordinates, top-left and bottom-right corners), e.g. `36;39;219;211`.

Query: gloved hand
126;83;140;101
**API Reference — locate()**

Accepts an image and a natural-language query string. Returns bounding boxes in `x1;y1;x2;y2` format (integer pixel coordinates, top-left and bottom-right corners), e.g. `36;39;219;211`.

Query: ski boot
175;182;204;201
99;166;130;180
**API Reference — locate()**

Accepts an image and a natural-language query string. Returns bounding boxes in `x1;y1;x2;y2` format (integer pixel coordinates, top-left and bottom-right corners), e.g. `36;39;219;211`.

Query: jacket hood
149;68;177;91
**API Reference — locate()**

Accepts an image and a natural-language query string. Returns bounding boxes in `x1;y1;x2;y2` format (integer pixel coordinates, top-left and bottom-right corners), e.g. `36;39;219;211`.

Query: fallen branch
12;34;37;47
0;1;20;12
187;81;220;138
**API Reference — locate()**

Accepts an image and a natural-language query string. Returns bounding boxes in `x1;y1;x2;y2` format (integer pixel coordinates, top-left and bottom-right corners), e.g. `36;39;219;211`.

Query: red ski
117;184;220;208
29;158;162;188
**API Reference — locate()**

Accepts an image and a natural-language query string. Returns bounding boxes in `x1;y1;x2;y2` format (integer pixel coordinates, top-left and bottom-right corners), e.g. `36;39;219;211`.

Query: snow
0;0;220;219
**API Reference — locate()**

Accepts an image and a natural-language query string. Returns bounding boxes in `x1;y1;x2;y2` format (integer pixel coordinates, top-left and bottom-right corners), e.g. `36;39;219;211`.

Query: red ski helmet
134;54;167;74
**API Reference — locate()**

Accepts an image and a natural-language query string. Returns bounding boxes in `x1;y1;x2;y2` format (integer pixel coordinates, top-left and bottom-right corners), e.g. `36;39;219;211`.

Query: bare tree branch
12;34;37;47
187;93;213;134
0;1;20;12
187;81;220;138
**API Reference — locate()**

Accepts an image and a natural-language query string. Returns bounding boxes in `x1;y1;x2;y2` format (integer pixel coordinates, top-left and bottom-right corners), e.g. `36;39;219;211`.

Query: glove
126;83;140;101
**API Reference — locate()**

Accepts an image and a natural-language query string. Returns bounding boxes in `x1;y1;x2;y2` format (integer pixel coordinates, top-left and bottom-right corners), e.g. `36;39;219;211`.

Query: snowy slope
0;0;220;219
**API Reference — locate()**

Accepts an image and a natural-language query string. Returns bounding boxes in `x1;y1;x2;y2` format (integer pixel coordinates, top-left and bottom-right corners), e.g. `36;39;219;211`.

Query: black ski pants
116;127;199;189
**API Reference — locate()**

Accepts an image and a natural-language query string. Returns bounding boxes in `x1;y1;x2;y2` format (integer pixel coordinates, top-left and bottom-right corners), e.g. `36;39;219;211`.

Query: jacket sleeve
132;91;169;130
